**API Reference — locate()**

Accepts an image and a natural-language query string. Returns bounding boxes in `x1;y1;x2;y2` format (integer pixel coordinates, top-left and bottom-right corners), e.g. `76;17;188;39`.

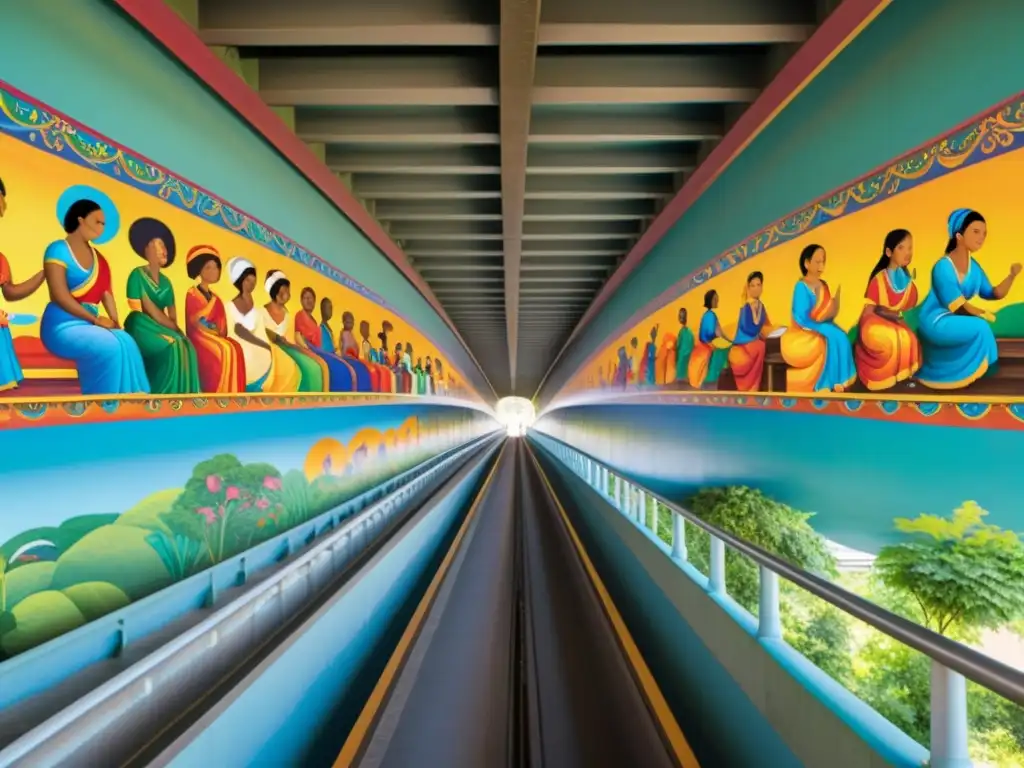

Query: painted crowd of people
0;181;459;397
595;208;1020;395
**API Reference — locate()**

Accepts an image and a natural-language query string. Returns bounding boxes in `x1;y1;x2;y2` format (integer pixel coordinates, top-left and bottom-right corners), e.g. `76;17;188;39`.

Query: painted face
242;272;257;295
276;283;291;305
80;210;106;242
678;308;687;325
808;247;826;277
889;235;913;268
321;299;333;321
146;237;168;267
342;312;354;330
960;219;987;252
301;289;315;312
200;258;220;284
0;190;7;218
747;277;763;299
360;320;370;339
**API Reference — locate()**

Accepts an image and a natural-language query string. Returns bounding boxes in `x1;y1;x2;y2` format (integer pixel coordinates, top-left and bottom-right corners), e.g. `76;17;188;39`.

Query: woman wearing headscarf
260;269;326;392
124;217;200;394
224;257;283;392
916;209;1020;389
184;245;246;393
41;191;150;395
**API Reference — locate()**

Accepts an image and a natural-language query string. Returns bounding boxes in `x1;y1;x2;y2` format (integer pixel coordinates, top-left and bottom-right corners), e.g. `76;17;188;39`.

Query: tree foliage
874;501;1024;635
684;486;837;613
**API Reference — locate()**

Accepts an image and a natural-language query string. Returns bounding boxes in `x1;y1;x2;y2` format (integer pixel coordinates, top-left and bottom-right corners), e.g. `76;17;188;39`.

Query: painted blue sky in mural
0;406;424;539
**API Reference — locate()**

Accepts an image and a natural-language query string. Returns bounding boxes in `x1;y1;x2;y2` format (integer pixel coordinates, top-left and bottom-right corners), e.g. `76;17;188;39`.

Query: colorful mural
0;81;478;406
0;403;494;658
557;94;1024;416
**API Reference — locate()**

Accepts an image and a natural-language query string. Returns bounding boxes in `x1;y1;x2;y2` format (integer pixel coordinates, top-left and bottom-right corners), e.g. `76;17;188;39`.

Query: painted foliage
0;82;477;405
559;95;1024;416
0;403;494;658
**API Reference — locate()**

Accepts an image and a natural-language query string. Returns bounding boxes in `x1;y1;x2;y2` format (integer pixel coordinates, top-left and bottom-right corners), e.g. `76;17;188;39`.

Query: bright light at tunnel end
495;397;535;438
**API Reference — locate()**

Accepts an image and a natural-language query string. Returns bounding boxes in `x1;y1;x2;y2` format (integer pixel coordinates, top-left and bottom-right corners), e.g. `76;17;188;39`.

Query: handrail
533;431;1024;707
0;433;502;766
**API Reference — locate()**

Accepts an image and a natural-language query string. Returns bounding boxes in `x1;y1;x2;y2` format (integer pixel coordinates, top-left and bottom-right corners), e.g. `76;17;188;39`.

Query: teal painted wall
0;1;490;399
540;0;1024;404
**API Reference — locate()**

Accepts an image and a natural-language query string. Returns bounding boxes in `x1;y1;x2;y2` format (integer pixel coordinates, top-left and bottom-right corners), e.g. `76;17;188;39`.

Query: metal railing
537;432;1024;768
0;433;502;767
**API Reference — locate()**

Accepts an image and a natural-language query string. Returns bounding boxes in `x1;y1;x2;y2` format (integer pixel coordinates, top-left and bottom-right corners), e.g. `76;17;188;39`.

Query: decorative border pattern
0;80;478;399
0;393;491;431
561;92;1024;397
549;391;1024;431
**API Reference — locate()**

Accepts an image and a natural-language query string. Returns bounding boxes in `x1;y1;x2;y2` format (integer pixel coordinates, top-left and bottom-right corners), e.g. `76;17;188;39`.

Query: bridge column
930;664;971;768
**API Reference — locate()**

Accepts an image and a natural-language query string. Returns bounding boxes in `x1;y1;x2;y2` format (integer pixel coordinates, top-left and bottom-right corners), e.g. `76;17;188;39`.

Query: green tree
874;501;1024;636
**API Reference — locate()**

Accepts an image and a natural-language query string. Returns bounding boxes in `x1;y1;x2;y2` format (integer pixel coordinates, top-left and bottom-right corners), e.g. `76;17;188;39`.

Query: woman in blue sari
40;196;150;395
917;209;1020;389
688;290;732;388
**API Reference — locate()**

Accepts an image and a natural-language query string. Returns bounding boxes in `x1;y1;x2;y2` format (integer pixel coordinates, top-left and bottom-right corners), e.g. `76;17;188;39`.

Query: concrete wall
540;0;1024;403
0;1;488;396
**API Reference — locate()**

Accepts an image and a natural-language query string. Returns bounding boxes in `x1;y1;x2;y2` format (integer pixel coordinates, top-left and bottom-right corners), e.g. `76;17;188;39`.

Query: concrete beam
499;0;541;390
532;54;763;105
529;112;721;144
355;175;500;200
257;56;496;107
296;107;499;146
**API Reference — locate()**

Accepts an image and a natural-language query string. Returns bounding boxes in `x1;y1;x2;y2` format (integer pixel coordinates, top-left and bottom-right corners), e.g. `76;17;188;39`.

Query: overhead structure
194;0;837;398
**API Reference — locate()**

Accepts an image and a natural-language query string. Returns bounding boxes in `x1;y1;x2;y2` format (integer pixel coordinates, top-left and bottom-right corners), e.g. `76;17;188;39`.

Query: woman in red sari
293;286;357;392
184;245;246;393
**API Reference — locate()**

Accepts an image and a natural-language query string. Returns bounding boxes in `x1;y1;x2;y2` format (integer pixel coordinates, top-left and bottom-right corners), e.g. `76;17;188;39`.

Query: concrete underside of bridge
182;0;842;397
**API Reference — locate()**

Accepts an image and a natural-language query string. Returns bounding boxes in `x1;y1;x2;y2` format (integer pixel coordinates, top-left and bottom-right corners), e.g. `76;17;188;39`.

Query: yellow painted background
565;147;1024;395
0;132;474;398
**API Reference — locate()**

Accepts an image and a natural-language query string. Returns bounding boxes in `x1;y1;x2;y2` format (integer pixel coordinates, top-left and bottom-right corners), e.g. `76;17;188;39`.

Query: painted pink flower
225;486;241;501
205;475;222;494
256;498;270;510
195;507;217;525
263;476;282;491
240;501;251;510
217;505;226;518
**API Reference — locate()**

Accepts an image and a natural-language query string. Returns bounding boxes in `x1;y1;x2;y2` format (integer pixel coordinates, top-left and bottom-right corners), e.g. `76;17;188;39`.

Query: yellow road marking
525;442;701;768
334;441;507;767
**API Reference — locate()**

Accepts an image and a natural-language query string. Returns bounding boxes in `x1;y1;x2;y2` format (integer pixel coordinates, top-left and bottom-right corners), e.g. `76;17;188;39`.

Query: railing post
671;513;687;561
757;566;782;639
709;536;726;594
638;490;647;528
614;475;622;510
930;662;971;768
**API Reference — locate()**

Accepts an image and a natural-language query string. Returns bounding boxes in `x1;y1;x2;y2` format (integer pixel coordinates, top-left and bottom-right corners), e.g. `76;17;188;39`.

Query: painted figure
638;325;658;387
358;319;386;392
261;270;326;392
225;257;280;392
916;210;1019;389
688;290;732;389
780;244;856;393
855;229;922;391
319;297;337;354
728;271;772;391
434;357;445;395
183;245;246;393
294;286;356;391
124;217;201;394
40;195;150;395
655;328;677;386
674;307;694;385
339;311;374;392
0;176;45;391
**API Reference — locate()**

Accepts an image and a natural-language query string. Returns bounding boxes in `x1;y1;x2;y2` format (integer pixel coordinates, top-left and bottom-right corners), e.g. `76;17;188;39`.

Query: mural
0;403;494;658
0;82;476;404
559;94;1024;412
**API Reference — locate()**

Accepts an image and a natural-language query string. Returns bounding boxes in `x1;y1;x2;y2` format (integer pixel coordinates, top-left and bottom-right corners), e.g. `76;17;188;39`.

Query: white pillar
930;662;971;768
709;536;726;594
671;514;687;561
757;566;781;639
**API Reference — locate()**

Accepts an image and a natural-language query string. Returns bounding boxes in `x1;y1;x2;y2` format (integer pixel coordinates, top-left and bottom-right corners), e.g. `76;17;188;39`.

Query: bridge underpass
0;1;1022;767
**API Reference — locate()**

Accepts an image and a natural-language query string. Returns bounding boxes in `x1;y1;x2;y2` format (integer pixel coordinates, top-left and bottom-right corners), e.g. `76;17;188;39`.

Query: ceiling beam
499;0;541;392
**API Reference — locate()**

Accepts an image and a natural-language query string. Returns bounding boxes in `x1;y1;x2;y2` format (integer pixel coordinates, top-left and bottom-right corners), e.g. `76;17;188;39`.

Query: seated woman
675;307;694;385
293;286;356;392
183;245;246;393
780;244;857;393
40;196;150;395
655;329;677;386
261;271;327;392
638;326;658;387
225;258;289;393
376;321;397;393
339;311;374;392
433;357;445;395
124;217;201;395
916;209;1020;389
728;271;773;392
688;290;732;389
855;229;922;391
359;319;390;392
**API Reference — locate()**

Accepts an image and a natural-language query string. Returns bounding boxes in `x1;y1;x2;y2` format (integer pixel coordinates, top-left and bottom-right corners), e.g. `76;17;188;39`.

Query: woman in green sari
124;217;201;394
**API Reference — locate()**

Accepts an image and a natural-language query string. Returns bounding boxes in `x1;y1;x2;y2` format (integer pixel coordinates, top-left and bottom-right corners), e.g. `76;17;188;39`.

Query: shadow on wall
533;403;1017;553
0;405;493;658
